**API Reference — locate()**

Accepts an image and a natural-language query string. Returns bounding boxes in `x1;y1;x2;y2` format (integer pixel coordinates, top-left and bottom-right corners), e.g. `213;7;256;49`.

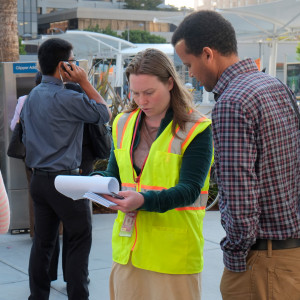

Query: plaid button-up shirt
212;58;300;272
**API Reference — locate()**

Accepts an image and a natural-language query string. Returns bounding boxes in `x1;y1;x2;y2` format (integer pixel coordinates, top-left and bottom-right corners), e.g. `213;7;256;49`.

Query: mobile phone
61;61;73;73
111;192;124;199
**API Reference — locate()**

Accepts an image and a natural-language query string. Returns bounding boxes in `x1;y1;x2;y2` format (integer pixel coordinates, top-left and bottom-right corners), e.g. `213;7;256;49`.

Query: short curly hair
172;10;237;57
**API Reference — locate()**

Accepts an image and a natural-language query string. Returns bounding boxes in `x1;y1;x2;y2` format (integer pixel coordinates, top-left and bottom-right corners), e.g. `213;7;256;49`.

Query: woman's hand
104;190;144;213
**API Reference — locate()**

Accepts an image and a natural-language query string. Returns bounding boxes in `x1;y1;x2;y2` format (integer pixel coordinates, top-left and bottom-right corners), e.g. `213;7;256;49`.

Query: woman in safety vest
92;48;213;300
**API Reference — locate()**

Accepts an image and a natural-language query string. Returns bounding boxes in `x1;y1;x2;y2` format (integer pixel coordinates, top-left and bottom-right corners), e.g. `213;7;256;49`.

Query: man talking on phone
20;38;111;300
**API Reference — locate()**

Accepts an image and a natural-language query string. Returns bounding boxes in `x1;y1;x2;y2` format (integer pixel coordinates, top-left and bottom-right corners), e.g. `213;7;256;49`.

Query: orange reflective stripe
120;111;136;149
167;126;180;153
175;206;206;211
201;191;208;194
122;182;136;188
131;217;138;251
115;120;119;146
181;117;207;150
140;185;167;191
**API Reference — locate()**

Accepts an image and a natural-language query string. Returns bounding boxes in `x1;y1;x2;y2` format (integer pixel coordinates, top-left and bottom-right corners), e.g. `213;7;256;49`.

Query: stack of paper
54;175;121;207
83;191;117;207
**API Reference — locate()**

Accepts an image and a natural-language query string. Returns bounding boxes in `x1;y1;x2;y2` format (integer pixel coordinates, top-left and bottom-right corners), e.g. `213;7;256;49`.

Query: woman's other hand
105;190;144;213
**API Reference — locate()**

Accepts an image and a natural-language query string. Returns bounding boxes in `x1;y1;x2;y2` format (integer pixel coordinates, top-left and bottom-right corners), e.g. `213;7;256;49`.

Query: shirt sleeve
0;171;10;234
58;90;110;125
212;100;259;272
10;95;27;131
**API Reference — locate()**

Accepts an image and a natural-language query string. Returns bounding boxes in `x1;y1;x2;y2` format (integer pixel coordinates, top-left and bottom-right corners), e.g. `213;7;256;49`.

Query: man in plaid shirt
172;10;300;300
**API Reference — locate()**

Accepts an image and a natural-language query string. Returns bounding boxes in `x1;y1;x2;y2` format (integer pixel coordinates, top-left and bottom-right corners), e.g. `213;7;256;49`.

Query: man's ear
202;47;214;61
58;61;64;70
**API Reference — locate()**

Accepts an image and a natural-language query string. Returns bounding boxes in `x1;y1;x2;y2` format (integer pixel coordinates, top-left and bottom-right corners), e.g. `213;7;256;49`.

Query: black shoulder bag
7;122;26;159
87;123;112;160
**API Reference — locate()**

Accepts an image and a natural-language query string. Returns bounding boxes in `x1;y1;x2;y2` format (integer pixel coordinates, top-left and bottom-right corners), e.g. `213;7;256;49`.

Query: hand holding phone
61;61;73;74
111;192;125;199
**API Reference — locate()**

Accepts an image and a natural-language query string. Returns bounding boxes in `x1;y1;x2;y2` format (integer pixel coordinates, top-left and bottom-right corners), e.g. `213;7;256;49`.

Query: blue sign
13;63;38;74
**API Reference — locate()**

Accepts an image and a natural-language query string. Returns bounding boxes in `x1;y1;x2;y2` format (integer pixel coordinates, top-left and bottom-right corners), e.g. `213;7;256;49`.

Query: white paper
83;191;116;208
54;175;119;200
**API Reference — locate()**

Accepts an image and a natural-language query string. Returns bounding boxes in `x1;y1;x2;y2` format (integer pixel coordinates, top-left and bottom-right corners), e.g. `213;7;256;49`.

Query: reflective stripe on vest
121;182;208;210
116;110;211;210
111;109;212;274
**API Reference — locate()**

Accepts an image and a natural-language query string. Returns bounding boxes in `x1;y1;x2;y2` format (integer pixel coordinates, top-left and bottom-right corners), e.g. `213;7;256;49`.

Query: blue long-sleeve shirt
20;75;109;171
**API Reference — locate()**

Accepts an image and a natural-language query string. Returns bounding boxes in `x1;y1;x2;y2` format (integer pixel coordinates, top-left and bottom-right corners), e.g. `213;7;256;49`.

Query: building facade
37;7;181;42
197;0;278;10
37;0;124;14
18;0;282;39
18;0;38;38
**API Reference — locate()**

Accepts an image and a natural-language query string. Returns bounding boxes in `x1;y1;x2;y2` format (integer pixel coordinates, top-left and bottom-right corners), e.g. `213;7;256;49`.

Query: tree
19;37;26;55
84;25;167;44
121;30;167;43
124;0;163;10
84;24;120;38
0;0;19;62
297;42;300;61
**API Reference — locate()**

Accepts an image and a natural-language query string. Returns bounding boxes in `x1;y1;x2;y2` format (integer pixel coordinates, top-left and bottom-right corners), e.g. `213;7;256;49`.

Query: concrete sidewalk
0;211;225;300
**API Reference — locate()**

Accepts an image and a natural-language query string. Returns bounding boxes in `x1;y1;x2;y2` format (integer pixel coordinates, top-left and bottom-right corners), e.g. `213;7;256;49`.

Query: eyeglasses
68;59;77;63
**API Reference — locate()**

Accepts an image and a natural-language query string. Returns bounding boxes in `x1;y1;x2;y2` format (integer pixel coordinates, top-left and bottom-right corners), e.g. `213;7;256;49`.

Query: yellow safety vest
111;108;212;274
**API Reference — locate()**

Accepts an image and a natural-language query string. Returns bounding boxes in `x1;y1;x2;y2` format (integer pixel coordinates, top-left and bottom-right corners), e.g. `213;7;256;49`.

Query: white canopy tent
217;0;300;76
22;31;178;92
23;30;137;89
23;31;178;94
156;0;300;76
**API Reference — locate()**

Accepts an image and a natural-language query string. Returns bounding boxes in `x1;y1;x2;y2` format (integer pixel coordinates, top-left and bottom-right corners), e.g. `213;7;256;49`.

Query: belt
251;238;300;250
32;168;80;176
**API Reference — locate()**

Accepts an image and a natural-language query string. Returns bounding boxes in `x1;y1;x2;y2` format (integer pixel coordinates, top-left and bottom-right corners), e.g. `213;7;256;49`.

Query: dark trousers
25;165;60;281
28;173;92;300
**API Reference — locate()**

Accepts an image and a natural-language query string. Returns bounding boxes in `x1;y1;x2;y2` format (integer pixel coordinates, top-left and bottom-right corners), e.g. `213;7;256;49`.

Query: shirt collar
41;75;64;86
212;58;259;101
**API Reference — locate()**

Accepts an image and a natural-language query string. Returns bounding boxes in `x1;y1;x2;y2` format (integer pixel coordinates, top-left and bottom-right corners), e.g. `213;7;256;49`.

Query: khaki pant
110;257;202;300
220;245;300;300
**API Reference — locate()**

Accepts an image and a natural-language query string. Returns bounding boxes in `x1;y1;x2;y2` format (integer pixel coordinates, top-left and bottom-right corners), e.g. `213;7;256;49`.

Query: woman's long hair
124;48;198;135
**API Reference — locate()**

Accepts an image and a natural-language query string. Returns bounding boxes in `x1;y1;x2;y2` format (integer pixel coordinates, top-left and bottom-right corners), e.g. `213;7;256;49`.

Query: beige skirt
109;257;202;300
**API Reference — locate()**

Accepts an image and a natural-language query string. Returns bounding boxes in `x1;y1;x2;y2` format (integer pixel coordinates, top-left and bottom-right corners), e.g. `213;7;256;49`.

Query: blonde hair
124;48;198;135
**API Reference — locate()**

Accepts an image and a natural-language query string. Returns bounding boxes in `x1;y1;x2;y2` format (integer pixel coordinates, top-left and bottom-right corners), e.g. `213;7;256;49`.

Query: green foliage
84;24;120;38
159;5;179;11
124;0;163;10
297;42;300;61
96;62;111;98
83;25;167;44
19;37;26;55
89;60;130;126
121;30;167;43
